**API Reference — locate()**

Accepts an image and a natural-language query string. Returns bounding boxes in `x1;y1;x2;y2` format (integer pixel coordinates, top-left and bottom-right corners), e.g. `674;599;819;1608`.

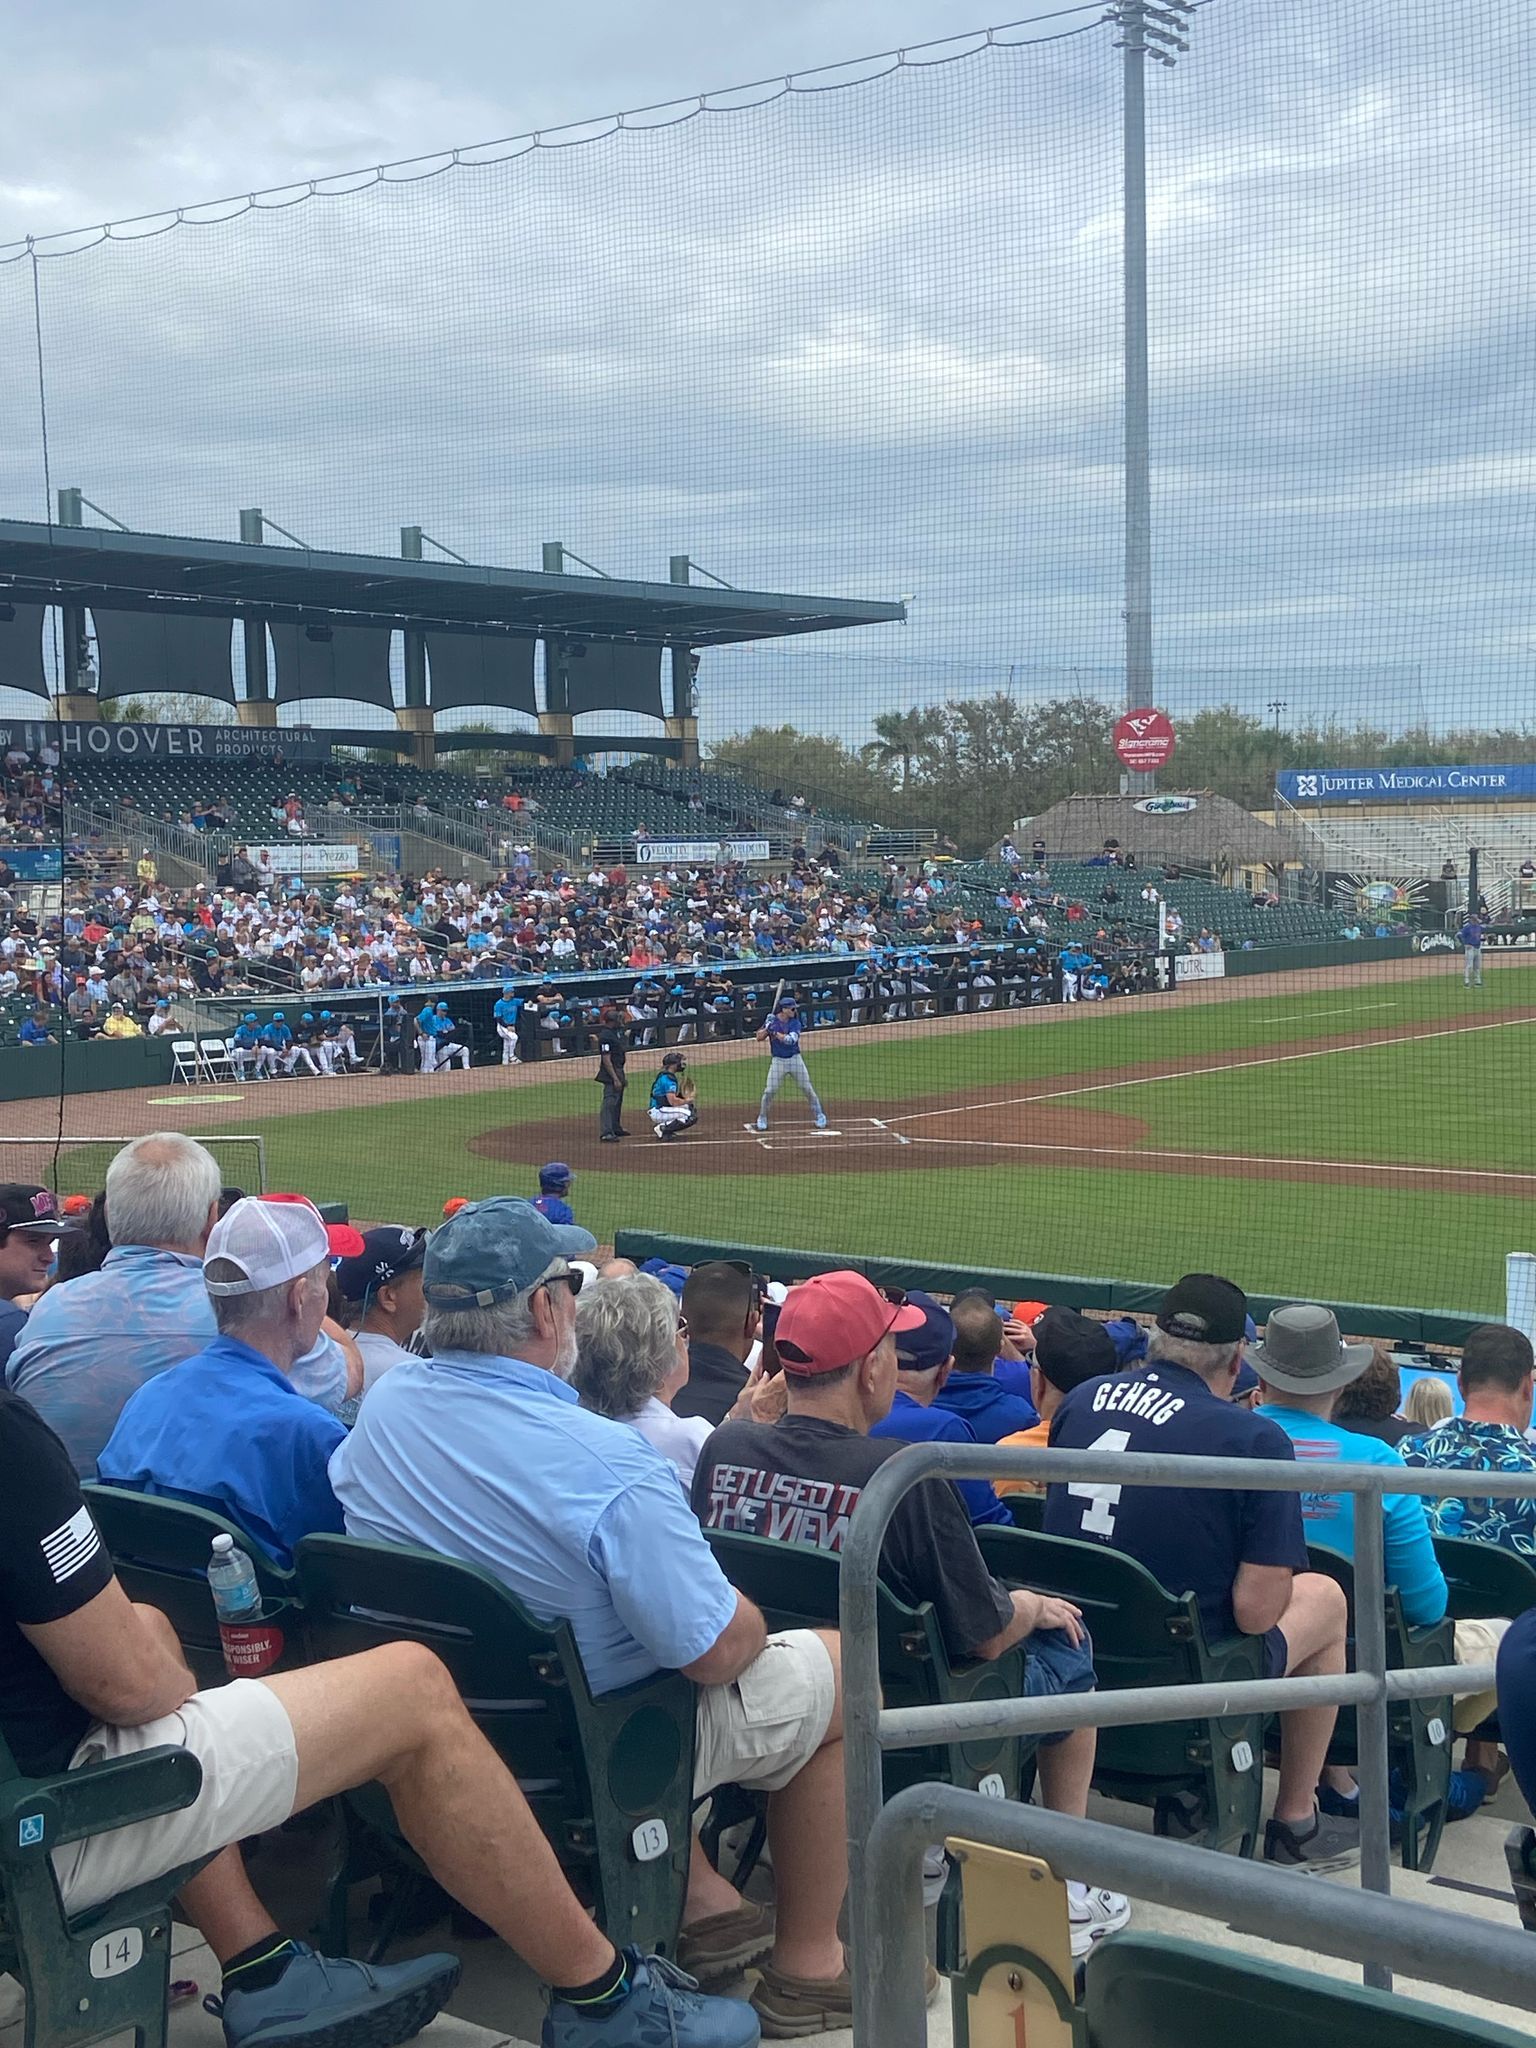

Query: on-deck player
751;997;828;1133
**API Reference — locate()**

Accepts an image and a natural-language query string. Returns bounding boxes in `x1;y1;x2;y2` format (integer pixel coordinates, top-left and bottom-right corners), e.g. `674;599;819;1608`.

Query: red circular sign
1113;707;1176;772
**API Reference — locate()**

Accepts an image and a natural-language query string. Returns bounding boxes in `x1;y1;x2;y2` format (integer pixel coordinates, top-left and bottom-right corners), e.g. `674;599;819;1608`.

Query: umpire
595;1004;630;1142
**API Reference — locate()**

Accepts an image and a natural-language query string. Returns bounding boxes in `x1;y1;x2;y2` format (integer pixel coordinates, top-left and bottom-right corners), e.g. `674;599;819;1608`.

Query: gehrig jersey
1043;1363;1307;1643
765;1017;803;1058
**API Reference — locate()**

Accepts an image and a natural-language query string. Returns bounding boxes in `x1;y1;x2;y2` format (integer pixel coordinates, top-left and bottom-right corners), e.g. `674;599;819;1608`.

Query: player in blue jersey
751;996;828;1133
493;984;524;1065
648;1052;699;1140
532;1162;577;1226
260;1011;293;1079
231;1012;263;1082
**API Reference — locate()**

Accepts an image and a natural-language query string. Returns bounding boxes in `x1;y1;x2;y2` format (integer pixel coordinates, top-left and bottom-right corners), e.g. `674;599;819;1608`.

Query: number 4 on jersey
1066;1427;1132;1537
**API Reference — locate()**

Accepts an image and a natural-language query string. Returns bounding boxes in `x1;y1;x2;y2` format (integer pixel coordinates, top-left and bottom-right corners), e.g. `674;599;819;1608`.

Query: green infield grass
193;964;1536;1317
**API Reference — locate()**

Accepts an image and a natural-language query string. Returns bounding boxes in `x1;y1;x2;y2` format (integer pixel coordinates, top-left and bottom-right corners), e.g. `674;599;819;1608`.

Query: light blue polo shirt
329;1350;739;1695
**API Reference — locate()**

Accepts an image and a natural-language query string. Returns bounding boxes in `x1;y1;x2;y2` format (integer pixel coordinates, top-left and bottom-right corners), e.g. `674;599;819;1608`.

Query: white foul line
900;1131;1536;1186
869;1115;911;1146
883;1012;1536;1125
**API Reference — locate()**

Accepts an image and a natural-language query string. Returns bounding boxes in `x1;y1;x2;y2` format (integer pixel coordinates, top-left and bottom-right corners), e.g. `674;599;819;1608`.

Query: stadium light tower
1108;0;1196;793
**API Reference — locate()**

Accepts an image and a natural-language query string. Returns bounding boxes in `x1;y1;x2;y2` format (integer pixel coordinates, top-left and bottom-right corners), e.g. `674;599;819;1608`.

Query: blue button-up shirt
330;1349;738;1695
5;1245;350;1477
97;1334;347;1566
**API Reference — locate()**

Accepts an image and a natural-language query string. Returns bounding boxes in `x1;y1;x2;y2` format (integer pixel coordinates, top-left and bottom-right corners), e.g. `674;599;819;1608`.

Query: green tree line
706;703;1536;856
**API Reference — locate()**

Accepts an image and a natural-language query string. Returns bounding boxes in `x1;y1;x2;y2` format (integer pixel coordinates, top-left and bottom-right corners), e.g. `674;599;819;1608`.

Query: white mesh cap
204;1196;330;1296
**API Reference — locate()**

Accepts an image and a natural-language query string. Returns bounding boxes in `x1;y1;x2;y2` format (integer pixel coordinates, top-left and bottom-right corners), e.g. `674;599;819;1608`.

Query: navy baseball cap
424;1196;595;1309
1157;1273;1248;1346
1033;1306;1118;1394
336;1224;427;1302
539;1161;574;1192
894;1290;956;1373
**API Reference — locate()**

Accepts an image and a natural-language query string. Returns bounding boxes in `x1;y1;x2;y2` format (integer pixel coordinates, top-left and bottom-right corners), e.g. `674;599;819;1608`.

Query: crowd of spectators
0;827;1159;1056
3;1137;1534;2045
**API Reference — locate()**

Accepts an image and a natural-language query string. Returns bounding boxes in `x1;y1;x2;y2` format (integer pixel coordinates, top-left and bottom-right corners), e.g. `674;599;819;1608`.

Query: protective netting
1;0;1534;1324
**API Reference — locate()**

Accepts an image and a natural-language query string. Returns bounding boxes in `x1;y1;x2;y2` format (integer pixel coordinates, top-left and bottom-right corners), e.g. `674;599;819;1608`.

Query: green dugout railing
612;1233;1488;1350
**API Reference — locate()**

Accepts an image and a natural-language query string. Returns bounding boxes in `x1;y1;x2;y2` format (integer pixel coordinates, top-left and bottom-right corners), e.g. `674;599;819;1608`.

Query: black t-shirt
673;1340;750;1426
595;1023;628;1082
693;1414;1012;1661
1;1392;115;1775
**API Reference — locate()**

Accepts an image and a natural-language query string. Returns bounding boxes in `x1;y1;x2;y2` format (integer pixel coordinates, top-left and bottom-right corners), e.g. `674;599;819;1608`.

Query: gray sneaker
1263;1807;1361;1870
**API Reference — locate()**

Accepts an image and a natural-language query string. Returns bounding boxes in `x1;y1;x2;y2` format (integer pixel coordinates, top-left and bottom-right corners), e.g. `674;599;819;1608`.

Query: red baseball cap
262;1192;366;1261
774;1271;925;1377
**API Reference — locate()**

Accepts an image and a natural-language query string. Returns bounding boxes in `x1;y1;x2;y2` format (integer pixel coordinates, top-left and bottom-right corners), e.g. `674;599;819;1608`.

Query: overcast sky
1;0;1532;745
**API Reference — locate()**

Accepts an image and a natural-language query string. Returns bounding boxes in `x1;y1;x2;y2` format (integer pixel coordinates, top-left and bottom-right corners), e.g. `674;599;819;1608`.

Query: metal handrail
841;1443;1536;2044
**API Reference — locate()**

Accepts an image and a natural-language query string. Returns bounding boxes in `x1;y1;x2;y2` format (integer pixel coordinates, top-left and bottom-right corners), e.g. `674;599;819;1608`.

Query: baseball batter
751;997;828;1132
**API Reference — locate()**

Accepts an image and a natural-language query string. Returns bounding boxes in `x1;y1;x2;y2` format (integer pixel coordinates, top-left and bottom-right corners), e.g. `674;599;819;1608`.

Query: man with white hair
333;1198;852;2034
97;1199;347;1566
6;1134;351;1477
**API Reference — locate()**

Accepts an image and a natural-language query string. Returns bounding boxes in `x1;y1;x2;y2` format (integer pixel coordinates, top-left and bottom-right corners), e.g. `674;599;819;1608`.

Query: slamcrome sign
1277;765;1536;805
2;720;331;765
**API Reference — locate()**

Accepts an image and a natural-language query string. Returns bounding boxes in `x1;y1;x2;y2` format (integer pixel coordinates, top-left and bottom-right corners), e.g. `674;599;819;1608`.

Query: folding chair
168;1040;202;1085
197;1038;237;1082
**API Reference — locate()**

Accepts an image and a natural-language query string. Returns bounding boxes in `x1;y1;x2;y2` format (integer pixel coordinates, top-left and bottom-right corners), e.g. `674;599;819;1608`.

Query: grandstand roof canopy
1029;792;1299;866
0;518;906;646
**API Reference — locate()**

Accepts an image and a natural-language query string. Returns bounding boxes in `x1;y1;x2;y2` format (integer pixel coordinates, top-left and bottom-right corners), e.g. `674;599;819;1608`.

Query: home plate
815;1128;842;1137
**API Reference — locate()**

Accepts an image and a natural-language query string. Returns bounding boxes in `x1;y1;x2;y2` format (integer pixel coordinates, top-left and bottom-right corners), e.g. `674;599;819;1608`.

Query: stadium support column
397;525;435;767
540;639;574;768
236;507;276;727
52;487;99;720
1111;1;1194;796
666;642;700;768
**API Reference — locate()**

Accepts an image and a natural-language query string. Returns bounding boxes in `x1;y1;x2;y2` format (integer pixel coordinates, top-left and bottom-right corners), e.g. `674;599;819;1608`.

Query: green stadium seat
976;1525;1266;1856
83;1486;302;1690
294;1533;694;1960
705;1529;1026;1802
1432;1536;1536;1622
0;1725;205;2048
1305;1544;1453;1871
1082;1932;1532;2047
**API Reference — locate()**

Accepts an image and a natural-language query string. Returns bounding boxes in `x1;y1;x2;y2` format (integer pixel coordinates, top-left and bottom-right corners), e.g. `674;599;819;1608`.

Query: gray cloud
2;0;1533;745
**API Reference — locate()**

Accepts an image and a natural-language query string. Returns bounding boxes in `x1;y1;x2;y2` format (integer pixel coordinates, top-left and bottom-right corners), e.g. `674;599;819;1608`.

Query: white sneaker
1067;1883;1130;1958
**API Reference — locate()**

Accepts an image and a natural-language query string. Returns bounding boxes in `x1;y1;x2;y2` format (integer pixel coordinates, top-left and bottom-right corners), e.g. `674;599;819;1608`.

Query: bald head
599;1256;638;1280
949;1290;1003;1376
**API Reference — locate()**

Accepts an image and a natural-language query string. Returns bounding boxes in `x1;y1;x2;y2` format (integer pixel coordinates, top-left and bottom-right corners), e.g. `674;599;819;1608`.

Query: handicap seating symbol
17;1813;45;1848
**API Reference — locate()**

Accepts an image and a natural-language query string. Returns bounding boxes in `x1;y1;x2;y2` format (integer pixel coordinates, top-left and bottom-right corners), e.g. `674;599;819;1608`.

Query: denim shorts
1023;1624;1096;1745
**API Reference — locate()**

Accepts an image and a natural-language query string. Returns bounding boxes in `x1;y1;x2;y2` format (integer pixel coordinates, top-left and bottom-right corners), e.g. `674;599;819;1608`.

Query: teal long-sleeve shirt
1257;1405;1447;1627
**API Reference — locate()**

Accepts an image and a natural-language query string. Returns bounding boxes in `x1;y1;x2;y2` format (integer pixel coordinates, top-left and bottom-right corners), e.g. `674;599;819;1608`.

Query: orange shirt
992;1417;1052;1495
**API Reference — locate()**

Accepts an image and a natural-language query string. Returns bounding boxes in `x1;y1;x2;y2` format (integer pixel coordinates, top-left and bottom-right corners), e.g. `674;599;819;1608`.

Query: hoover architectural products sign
1113;708;1176;773
1;720;331;765
1278;765;1536;805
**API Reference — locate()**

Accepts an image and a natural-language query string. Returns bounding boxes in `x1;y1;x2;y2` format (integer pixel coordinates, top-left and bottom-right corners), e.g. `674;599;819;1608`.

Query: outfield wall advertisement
1277;765;1536;805
1175;953;1227;982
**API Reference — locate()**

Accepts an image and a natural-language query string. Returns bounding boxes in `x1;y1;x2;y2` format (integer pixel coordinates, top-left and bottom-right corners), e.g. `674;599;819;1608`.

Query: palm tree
861;708;939;792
